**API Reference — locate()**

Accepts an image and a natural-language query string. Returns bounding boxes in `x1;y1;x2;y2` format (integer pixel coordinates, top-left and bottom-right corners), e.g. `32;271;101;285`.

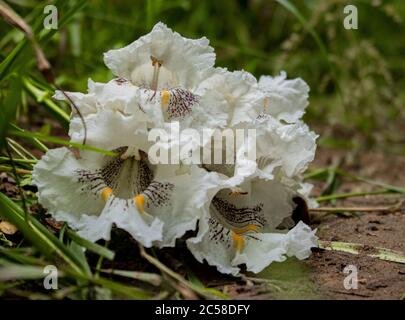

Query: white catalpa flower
258;71;310;123
103;22;216;125
187;108;318;275
36;22;319;275
187;176;318;275
33;146;217;247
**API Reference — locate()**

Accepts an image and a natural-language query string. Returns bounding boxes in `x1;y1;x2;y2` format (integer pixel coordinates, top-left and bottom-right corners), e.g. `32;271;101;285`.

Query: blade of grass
0;192;89;275
7;138;37;159
186;270;230;299
0;165;31;174
22;76;70;125
0;247;45;266
66;229;115;261
0;156;37;165
315;189;392;202
10;124;48;152
0;74;22;150
139;245;229;299
99;269;162;287
64;270;153;299
0;264;62;281
9;129;118;156
310;200;404;213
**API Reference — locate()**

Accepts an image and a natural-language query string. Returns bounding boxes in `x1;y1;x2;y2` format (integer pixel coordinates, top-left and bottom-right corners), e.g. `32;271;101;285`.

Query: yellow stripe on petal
231;231;245;253
233;224;260;235
101;187;113;202
161;90;170;108
264;97;270;108
134;194;145;214
229;190;248;196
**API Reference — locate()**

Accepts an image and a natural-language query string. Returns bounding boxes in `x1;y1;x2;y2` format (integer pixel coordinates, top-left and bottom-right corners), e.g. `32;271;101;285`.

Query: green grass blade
0;192;89;275
22;76;70;125
0;264;59;281
67;229;115;261
0;75;22;149
9;129;118;156
99;269;161;286
0;247;44;266
10;124;48;152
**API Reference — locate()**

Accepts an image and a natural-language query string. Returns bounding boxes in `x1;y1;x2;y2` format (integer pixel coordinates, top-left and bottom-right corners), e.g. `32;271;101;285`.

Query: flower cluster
33;22;318;275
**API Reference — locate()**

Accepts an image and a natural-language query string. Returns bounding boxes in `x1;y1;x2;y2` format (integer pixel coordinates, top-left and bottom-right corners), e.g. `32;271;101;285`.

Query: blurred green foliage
1;0;405;147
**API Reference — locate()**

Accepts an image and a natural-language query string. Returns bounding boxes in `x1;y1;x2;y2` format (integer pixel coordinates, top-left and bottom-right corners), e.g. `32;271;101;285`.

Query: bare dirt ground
305;148;405;300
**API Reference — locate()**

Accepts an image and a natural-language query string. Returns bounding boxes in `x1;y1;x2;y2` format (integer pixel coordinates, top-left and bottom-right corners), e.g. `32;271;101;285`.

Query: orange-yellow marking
264;97;270;108
161;90;170;108
101;187;113;202
134;194;146;214
231;231;245;252
229;190;248;196
233;224;260;235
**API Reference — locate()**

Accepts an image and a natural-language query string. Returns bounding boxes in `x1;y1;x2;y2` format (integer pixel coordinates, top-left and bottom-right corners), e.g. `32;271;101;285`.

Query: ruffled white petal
32;147;105;227
254;115;318;178
196;68;264;128
69;109;149;152
258;71;309;123
77;197;163;247
54;79;150;151
103;22;215;90
187;219;317;276
187;214;241;275
249;178;296;230
285;221;318;259
232;233;288;274
149;165;222;247
233;221;317;274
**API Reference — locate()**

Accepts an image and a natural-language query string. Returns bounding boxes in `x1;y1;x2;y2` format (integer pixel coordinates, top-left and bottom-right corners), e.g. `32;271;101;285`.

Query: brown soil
305;147;405;300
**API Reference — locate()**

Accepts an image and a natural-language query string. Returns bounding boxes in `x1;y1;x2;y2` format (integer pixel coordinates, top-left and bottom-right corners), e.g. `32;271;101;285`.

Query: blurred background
1;0;405;151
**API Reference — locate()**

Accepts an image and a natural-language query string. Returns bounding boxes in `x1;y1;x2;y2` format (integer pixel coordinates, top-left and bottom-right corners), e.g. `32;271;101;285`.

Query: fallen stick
310;200;404;213
317;240;405;264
